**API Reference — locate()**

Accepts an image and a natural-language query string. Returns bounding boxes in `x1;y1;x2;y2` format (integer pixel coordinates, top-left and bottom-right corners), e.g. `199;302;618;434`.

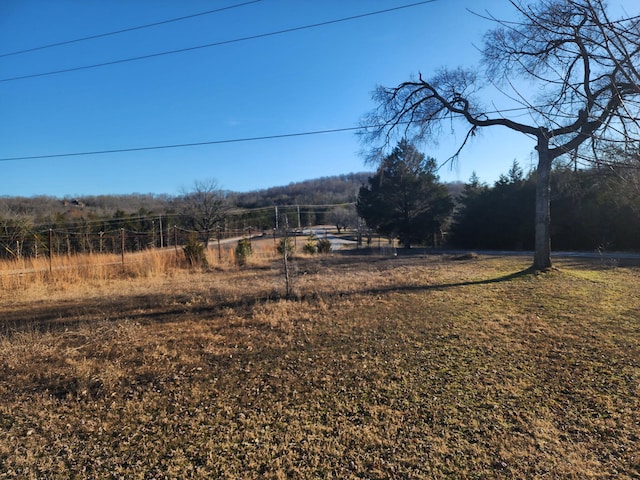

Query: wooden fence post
174;226;178;255
217;227;222;262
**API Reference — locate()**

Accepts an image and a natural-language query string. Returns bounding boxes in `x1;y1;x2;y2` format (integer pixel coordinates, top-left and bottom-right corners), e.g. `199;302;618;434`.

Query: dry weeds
0;251;638;478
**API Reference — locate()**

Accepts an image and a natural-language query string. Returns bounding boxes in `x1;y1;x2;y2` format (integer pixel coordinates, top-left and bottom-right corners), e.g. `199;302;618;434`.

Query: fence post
217;227;222;262
174;226;178;255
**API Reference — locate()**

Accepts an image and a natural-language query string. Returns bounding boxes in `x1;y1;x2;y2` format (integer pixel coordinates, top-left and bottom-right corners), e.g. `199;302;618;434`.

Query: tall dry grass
0;239;279;302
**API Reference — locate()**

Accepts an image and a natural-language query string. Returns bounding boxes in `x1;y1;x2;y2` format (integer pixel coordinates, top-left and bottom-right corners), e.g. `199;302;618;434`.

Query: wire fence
0;225;266;260
0;202;357;260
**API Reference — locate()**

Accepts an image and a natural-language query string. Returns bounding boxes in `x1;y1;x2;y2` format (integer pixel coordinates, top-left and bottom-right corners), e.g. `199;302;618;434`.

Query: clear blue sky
0;0;636;197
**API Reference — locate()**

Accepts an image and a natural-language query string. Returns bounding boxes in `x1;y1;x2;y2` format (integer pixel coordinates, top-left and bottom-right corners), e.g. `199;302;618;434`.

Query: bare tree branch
362;0;640;270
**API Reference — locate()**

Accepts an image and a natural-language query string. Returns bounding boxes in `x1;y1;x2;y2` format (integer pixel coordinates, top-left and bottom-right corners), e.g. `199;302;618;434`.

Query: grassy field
0;246;638;478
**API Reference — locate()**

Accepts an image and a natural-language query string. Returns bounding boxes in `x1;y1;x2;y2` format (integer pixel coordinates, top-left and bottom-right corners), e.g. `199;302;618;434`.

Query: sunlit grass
0;239;280;301
0;254;638;478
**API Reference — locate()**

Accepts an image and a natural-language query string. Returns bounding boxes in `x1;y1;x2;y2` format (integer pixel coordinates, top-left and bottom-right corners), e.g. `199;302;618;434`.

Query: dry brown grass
0;239;278;304
0;251;638;478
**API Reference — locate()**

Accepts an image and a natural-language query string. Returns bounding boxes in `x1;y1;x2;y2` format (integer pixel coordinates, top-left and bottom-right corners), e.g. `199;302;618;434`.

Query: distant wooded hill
229;173;370;208
4;165;639;254
0;173;378;221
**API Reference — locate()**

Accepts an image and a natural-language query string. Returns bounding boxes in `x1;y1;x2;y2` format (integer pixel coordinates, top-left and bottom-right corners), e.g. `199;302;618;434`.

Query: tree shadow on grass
0;265;535;335
0;293;274;335
347;267;536;299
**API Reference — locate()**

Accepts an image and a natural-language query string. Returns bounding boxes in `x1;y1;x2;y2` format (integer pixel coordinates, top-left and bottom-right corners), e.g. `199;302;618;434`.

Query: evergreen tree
551;167;640;251
449;172;489;248
357;140;453;248
451;162;535;250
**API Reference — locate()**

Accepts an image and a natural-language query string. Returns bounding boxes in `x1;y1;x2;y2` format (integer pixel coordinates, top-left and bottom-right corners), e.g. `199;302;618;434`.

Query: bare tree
178;179;228;245
0;214;33;259
329;205;357;233
363;0;640;270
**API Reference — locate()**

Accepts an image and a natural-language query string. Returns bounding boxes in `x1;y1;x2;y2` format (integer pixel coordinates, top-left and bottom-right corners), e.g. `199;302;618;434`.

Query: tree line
449;161;640;252
3;149;639;259
0;175;368;259
357;140;640;253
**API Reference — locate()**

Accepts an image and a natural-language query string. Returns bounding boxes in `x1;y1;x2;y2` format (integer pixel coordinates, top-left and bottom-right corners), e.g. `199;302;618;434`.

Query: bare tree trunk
283;242;291;298
282;221;292;298
533;139;553;271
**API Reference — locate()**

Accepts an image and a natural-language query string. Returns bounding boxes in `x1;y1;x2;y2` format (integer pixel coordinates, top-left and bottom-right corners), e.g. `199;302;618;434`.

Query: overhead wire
0;0;438;83
0;0;263;58
1;0;633;168
0;103;599;163
0;126;365;162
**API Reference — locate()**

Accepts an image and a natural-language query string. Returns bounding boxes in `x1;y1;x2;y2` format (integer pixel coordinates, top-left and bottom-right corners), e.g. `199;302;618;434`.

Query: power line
0;126;366;162
0;104;549;163
0;0;438;83
0;0;263;59
5;204;357;234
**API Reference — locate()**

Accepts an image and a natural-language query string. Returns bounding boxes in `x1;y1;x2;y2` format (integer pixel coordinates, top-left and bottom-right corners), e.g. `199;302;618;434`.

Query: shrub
183;235;208;268
317;238;332;254
302;235;318;254
277;236;295;256
235;238;253;266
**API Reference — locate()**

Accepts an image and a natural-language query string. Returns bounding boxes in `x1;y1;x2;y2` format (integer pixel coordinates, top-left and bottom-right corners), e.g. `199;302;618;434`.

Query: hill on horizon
0;173;373;220
0;172;466;222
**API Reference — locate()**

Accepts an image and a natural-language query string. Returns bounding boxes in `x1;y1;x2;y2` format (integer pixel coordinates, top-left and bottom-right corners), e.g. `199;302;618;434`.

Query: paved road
463;249;640;261
302;228;358;250
382;247;640;264
301;228;640;262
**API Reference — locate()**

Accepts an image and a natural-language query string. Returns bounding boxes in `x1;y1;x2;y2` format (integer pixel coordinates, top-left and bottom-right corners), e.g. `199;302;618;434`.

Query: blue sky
0;0;636;197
